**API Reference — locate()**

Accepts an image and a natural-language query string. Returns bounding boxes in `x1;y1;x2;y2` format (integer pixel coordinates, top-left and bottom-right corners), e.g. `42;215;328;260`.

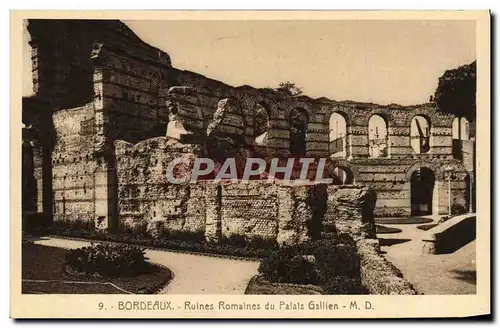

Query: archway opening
410;167;435;215
254;103;270;145
368;114;388;158
329;112;347;158
289;108;309;156
410;115;431;154
452;117;470;140
329;166;354;185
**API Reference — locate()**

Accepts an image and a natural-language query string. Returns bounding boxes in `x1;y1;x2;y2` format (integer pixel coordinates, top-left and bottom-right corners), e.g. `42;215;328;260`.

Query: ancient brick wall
51;103;97;222
220;184;278;238
115;137;203;232
23;19;474;226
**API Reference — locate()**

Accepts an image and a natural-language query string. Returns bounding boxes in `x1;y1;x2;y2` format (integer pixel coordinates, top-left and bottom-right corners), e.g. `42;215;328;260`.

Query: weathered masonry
22;19;475;233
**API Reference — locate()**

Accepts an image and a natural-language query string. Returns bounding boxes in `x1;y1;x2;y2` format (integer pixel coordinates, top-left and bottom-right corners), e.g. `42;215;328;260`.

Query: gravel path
27;237;259;294
377;217;476;295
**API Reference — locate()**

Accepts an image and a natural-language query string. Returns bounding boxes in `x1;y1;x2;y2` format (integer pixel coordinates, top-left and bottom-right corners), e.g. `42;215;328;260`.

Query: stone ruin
22;20;474;248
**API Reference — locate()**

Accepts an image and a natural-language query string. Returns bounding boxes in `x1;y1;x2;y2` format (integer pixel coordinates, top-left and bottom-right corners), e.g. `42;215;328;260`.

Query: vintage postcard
10;10;490;319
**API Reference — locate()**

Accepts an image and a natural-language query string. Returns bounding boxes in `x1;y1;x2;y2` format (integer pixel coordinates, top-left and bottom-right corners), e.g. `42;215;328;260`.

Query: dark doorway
289;108;309;156
410;167;435;215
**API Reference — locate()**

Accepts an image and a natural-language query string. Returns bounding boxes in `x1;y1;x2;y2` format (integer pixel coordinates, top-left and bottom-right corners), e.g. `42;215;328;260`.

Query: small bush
221;234;278;250
65;243;148;277
323;277;367;295
23;213;51;233
451;203;467;215
258;235;364;293
52;218;94;234
222;234;247;248
259;247;319;284
246;235;278;250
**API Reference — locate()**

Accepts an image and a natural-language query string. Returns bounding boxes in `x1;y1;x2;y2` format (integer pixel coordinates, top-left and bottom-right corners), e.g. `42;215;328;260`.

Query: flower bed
251;234;368;295
49;220;274;259
22;243;172;294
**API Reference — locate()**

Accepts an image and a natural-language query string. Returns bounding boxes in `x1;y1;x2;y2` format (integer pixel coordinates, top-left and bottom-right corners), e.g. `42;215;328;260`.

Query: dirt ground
378;218;476;295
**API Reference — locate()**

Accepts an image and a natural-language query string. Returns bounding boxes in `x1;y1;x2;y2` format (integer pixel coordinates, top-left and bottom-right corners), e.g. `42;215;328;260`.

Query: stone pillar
93;165;117;231
91;64;118;231
323;185;339;239
329;185;377;242
294;186;313;244
276;185;296;246
204;183;222;242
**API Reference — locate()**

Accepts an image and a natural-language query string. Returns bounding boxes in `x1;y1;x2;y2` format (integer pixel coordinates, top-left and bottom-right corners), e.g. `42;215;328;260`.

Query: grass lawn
22;243;172;294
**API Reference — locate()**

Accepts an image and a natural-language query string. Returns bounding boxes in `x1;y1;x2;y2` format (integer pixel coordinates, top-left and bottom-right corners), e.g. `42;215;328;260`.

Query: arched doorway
329;112;347;158
410;167;435;215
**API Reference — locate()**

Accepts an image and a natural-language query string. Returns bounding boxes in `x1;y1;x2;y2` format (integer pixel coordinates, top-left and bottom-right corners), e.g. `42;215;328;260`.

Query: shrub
52;218;94;234
246;235;278;250
65;243;148;277
259;247;320;284
221;234;278;250
258;235;363;293
323;277;367;295
306;239;360;279
451;203;467;215
23;213;50;233
161;229;205;243
222;234;247;248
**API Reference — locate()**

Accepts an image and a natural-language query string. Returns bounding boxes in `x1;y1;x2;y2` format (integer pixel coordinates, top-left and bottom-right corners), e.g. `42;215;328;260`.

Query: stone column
330;185;377;242
276;185;296;246
323;185;339;240
204;183;222;242
294;186;313;244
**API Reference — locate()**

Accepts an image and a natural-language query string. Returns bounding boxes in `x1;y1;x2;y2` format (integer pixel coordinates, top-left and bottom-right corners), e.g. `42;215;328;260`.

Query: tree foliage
433;61;476;122
275;81;303;97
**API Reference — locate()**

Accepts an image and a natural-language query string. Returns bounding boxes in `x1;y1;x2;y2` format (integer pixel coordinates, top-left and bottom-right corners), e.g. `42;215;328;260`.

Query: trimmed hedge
258;234;367;294
49;220;275;259
65;243;148;277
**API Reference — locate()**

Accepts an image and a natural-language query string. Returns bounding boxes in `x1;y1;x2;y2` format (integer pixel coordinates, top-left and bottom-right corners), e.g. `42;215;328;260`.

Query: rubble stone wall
24;19;473;226
51;103;97;223
327;185;418;294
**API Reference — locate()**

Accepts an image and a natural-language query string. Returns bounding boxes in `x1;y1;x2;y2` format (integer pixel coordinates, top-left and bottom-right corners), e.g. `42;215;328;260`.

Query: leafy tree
275;81;303;97
433;61;476;122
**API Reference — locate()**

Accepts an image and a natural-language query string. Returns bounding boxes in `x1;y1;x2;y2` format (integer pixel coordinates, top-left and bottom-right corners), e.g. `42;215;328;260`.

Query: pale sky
23;19;476;105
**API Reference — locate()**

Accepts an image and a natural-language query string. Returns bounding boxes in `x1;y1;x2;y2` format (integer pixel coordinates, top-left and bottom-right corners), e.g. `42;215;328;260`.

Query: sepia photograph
11;10;491;319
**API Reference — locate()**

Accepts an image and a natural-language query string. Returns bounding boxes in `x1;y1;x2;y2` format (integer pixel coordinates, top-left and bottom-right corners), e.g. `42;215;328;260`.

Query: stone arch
326;158;359;184
368;114;389;158
403;106;439;126
324;107;352;127
404;161;442;181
